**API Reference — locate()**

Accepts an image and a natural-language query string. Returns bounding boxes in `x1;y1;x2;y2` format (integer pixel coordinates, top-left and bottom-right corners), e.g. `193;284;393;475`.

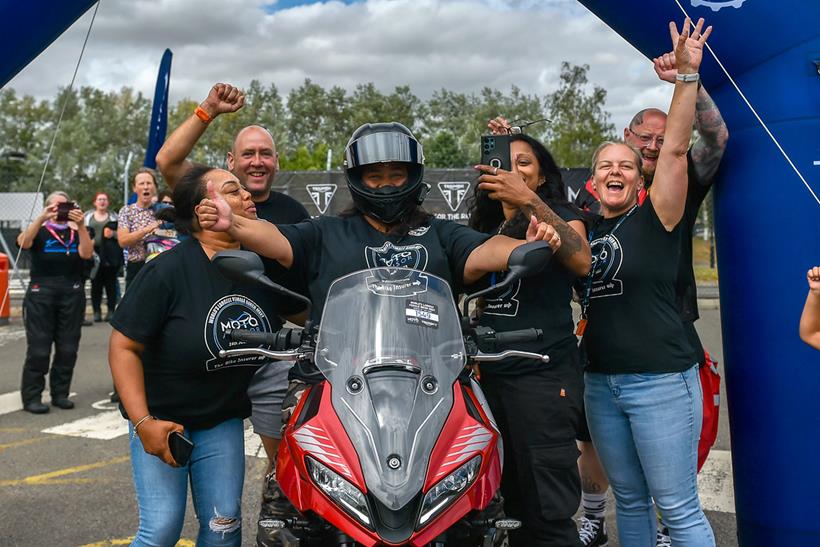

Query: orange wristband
194;106;212;124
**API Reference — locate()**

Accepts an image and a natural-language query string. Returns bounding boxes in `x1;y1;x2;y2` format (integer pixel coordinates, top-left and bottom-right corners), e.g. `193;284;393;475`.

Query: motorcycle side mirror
461;241;552;322
212;250;312;315
506;240;552;281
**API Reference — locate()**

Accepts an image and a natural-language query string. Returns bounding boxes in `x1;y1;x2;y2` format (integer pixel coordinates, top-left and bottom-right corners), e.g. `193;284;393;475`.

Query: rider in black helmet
344;122;428;225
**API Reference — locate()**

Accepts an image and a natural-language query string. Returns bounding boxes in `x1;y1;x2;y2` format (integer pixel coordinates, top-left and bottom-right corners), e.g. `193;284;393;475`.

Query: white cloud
5;0;675;133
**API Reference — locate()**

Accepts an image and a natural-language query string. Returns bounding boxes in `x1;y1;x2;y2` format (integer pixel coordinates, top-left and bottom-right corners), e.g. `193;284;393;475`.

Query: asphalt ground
0;300;736;546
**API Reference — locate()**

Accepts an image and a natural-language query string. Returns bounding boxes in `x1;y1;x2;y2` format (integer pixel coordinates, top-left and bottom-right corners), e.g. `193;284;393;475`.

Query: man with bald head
157;83;309;546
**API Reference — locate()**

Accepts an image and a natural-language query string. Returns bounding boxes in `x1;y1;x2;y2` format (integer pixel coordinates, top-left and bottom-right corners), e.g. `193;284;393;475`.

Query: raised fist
200;83;245;118
808;266;820;294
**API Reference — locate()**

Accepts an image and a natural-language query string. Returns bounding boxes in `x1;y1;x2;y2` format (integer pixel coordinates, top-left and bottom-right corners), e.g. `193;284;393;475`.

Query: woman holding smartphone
109;165;291;546
469;129;591;545
17;191;93;413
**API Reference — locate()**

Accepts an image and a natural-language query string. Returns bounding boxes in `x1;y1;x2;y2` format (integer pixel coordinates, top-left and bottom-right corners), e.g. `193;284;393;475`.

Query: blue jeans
129;418;245;546
584;366;715;547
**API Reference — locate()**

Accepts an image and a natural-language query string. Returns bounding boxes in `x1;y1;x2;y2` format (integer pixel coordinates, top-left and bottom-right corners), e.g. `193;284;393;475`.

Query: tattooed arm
654;49;729;184
514;197;590;276
475;164;591;277
690;86;729;183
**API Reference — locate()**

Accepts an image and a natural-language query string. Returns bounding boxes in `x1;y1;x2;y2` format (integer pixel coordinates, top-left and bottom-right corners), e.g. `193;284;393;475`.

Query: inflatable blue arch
3;1;819;544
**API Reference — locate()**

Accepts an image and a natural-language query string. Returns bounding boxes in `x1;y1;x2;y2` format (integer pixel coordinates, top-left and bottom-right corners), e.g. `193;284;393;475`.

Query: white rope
0;1;101;317
673;0;820;206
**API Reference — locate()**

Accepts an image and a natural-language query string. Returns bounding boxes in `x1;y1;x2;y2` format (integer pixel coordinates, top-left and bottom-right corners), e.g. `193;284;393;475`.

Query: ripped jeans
129;418;244;546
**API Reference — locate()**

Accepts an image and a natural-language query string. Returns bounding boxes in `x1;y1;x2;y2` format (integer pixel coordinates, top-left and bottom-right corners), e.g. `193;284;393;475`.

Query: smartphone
480;134;511;172
168;431;194;466
56;201;77;222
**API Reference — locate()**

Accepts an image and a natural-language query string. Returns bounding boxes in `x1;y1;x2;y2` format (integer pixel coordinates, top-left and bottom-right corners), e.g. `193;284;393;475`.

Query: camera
480;134;511;172
56;201;79;222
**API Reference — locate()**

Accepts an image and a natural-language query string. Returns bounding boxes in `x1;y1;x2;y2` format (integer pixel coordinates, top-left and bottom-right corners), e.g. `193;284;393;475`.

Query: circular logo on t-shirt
204;294;272;371
483;278;522;317
589;234;624;298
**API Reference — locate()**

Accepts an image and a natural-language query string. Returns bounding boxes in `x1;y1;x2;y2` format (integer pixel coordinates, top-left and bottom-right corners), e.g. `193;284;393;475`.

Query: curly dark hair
467;133;576;238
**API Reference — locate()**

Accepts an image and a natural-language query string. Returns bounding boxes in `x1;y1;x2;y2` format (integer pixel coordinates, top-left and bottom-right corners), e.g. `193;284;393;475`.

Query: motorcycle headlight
306;457;372;529
417;456;481;528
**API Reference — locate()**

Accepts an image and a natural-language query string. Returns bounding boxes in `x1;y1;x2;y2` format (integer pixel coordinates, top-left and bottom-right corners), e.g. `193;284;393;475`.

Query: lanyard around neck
44;224;75;254
578;204;638;323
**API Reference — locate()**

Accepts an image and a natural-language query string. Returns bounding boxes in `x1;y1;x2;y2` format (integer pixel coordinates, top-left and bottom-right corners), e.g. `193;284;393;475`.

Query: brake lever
471;350;549;363
218;348;307;361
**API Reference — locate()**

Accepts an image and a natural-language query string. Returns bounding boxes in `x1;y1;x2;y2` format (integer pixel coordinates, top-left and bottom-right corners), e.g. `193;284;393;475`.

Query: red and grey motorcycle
214;243;551;546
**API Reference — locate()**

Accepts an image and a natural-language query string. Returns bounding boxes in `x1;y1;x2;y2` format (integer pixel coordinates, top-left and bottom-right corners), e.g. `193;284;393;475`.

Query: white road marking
91;398;120;411
0;390;77;416
698;449;735;513
42;410;128;440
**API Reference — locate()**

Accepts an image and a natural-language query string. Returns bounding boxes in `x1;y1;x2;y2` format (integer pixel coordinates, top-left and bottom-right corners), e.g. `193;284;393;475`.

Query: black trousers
90;265;118;314
480;351;584;547
21;280;85;404
125;260;145;289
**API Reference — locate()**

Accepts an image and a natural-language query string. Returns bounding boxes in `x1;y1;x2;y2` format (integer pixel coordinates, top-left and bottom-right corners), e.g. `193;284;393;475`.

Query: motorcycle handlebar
225;328;303;350
491;328;543;346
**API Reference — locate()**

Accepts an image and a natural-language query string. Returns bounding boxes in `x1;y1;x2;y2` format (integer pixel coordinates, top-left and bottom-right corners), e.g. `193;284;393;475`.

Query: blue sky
265;0;361;11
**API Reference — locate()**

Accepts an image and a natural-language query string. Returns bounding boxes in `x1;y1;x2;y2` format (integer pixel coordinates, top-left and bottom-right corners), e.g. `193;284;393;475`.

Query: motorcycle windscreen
316;268;466;511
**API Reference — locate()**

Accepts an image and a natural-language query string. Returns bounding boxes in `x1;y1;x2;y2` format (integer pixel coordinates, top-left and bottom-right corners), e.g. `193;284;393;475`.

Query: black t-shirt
256;190;311;302
27;225;85;283
583;197;694;374
255;191;310;225
278;214;490;323
574;151;712;326
110;238;288;430
478;203;584;376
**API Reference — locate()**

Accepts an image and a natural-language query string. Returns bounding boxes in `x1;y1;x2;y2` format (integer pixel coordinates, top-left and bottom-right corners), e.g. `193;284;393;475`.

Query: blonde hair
45;191;70;206
590;140;643;174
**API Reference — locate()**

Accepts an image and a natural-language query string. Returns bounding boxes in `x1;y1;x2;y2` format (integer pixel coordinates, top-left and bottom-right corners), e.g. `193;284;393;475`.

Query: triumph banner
275;168;590;221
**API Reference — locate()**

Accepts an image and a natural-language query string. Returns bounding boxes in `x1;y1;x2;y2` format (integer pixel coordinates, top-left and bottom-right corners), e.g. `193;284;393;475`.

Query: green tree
545;62;616;167
281;143;330;171
424;130;469;168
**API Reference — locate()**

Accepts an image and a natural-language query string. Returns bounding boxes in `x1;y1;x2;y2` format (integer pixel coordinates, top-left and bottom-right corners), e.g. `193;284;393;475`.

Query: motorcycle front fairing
281;268;503;546
317;269;463;538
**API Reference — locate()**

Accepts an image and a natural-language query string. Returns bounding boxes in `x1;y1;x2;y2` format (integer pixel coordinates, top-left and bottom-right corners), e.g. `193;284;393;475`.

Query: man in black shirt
156;83;310;544
575;50;729;547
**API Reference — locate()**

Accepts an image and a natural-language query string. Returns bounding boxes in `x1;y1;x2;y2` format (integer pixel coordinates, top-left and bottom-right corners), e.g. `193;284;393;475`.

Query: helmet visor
345;131;423;169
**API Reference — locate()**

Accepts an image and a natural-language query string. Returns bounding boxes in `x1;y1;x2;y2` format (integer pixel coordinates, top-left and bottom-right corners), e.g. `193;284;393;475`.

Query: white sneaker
579;515;608;547
656;526;672;547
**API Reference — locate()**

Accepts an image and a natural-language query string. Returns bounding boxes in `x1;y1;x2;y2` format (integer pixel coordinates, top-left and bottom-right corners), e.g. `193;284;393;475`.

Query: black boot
93;310;103;322
23;400;49;414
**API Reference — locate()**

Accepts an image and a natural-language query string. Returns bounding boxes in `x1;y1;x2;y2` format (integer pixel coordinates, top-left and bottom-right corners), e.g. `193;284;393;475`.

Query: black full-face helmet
344;122;427;224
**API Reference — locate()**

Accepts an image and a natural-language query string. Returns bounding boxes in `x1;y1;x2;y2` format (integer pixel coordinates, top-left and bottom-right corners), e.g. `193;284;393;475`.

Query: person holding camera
470;127;591;546
17;191;93;414
84;192;119;322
